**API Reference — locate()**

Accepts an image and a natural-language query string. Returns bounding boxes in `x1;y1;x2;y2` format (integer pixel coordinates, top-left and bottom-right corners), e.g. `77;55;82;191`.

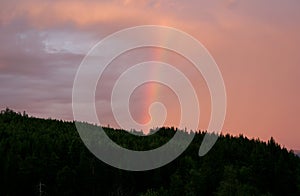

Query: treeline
0;108;299;195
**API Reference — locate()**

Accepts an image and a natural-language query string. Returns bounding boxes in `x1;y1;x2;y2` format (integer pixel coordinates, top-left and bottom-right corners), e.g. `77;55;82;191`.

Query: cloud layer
0;0;300;149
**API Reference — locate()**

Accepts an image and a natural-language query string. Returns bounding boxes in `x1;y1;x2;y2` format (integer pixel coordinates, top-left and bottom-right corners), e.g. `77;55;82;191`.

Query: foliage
0;108;299;195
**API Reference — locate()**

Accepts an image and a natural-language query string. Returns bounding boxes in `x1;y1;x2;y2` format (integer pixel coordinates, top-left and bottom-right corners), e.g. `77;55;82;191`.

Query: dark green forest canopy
0;108;300;196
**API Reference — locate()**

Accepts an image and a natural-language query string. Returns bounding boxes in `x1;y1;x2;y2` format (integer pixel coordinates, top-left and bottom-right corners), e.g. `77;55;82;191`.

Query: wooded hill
0;108;299;195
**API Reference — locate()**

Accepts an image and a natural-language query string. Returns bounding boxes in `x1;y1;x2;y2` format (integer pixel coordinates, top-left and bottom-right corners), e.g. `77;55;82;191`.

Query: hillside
0;108;300;196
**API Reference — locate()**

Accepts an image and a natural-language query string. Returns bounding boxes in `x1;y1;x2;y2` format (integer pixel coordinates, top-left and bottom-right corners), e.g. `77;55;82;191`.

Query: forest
0;108;300;196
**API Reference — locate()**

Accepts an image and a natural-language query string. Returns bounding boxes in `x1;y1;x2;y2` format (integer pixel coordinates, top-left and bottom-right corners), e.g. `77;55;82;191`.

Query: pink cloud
0;0;299;149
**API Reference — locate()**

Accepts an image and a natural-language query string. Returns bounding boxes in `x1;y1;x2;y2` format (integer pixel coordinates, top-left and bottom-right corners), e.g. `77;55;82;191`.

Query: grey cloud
0;18;90;119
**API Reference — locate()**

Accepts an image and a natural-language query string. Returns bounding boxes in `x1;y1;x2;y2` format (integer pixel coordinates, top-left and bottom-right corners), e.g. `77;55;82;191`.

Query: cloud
0;14;86;121
0;0;169;28
0;0;300;149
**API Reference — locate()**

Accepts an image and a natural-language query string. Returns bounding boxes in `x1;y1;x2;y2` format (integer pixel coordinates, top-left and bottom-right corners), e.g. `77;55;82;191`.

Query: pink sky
0;0;299;149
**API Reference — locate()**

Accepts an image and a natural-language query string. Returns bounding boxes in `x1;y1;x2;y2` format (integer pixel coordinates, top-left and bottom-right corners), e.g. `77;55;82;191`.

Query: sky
0;0;300;149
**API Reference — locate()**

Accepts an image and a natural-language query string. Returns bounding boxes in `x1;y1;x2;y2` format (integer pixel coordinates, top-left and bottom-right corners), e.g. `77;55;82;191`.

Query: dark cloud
0;17;86;120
